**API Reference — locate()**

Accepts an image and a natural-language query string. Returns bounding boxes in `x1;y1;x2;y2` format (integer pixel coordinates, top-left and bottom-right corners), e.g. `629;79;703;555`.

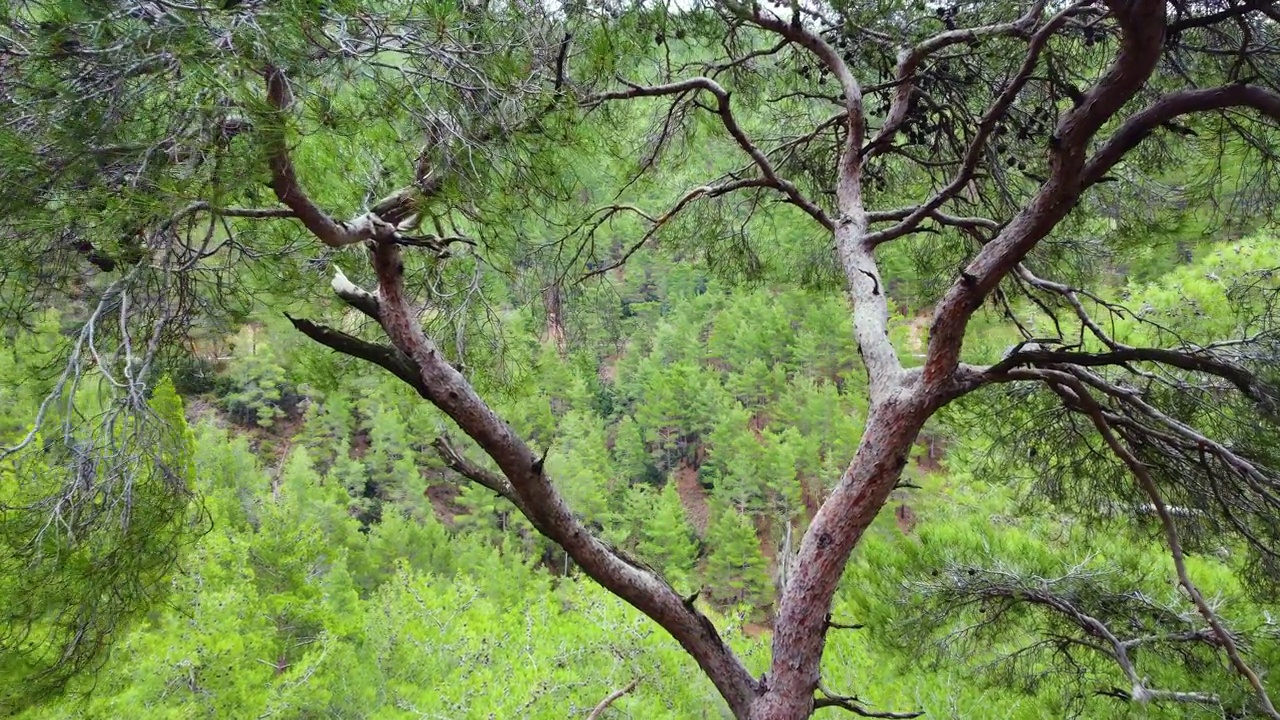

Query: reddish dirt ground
894;503;919;534
799;475;824;517
755;513;776;562
914;434;946;474
598;353;620;384
349;428;371;459
424;483;465;527
673;460;711;536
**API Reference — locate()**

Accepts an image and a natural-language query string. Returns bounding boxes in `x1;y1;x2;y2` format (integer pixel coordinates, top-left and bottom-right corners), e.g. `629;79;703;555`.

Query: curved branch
863;1;1083;247
579;178;771;282
284;315;426;398
990;346;1272;404
1082;84;1280;188
1168;0;1279;32
813;680;924;718
1052;376;1280;719
862;2;1049;161
720;0;864;216
431;435;528;519
330;266;381;320
341;240;761;717
585;677;641;720
921;0;1171;386
261;65;429;247
589;77;829;229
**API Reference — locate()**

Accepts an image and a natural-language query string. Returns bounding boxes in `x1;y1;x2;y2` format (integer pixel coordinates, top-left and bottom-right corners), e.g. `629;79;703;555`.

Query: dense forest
2;1;1280;719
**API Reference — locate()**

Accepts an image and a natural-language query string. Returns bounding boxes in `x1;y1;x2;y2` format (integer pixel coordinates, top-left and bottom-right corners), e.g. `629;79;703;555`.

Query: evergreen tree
639;483;699;588
704;506;772;611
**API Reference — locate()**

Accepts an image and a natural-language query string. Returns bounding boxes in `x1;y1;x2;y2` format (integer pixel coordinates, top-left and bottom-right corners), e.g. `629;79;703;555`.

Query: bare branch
863;1;1084;247
922;0;1172;386
580;178;771;282
350;239;761;717
585;677;641;720
589;77;830;229
284;314;426;398
431;435;526;516
1168;0;1280;32
814;680;924;718
261;65;430;248
862;2;1049;161
990;346;1272;405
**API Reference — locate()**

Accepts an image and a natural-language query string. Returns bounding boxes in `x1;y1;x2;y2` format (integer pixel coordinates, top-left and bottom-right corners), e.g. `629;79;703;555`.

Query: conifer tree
639;483;700;588
704;506;772;610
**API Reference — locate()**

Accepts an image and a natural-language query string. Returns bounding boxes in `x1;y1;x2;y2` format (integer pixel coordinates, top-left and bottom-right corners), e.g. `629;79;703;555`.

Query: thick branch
862;2;1048;161
330;266;381;320
991;346;1271;404
431;435;529;518
262;65;426;248
284;315;426;397
757;395;933;719
344;240;760;717
863;1;1081;247
921;0;1170;387
1083;84;1280;188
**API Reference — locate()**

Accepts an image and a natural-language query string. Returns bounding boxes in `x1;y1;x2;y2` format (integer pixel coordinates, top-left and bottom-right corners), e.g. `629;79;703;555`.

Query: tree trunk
543;283;568;357
749;394;932;720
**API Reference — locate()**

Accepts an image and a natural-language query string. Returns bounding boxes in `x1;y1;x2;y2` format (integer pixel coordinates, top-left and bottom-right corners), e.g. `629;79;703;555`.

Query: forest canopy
2;0;1280;719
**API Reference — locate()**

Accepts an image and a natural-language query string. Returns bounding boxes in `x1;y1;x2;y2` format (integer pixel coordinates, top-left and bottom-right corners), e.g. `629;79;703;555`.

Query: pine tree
639;483;699;588
703;505;772;610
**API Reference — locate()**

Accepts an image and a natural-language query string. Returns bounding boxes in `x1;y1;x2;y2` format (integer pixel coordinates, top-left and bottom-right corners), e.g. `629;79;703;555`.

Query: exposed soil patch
894;503;918;535
184;396;219;425
905;309;932;355
424;483;465;527
673;460;710;535
707;357;733;373
799;475;824;518
914;433;947;474
690;442;708;468
755;512;776;562
349;428;371;460
598;353;620;384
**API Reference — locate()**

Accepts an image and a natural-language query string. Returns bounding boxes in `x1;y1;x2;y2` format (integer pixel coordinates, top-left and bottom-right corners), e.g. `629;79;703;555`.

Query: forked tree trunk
268;3;1280;714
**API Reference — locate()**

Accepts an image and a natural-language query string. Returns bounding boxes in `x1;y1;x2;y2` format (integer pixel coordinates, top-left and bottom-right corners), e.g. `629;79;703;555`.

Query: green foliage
0;377;200;714
703;505;773;611
12;428;735;720
221;328;297;429
2;0;1279;715
639;483;699;589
